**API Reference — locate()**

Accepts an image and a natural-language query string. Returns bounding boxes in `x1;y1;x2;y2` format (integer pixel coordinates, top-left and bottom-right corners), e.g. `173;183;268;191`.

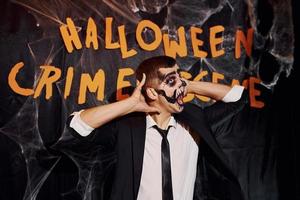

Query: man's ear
145;87;158;101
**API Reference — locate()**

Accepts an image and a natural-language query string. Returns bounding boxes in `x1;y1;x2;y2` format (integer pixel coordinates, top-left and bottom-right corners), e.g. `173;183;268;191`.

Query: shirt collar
146;114;177;130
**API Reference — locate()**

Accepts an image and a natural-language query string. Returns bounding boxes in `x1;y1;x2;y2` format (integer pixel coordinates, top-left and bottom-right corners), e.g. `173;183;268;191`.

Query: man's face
152;65;187;113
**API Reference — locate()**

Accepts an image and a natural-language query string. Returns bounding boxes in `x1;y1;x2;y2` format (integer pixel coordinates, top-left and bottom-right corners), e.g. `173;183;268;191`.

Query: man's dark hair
136;56;176;88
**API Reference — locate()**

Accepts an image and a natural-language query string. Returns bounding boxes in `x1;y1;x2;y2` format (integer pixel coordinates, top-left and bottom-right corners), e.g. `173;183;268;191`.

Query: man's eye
166;78;176;86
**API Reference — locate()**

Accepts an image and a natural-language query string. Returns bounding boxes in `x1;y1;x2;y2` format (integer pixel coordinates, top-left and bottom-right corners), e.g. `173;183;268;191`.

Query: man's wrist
125;96;138;114
186;80;197;94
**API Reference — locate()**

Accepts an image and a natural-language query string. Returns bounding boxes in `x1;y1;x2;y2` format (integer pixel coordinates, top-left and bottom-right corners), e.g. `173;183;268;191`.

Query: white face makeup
155;66;187;113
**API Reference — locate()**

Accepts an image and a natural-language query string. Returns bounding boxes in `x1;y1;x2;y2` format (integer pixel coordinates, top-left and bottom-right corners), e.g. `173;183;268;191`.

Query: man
67;56;247;200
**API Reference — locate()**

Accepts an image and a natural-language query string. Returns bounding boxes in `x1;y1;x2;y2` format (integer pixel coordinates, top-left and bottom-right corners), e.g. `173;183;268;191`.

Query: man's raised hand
129;73;160;114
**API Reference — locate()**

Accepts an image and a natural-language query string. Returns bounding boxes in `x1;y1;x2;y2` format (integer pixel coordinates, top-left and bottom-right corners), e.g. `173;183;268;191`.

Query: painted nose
180;79;187;87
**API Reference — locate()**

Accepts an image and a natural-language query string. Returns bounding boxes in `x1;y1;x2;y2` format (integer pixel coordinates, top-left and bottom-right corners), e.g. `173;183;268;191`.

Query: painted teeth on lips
176;88;184;99
176;90;184;106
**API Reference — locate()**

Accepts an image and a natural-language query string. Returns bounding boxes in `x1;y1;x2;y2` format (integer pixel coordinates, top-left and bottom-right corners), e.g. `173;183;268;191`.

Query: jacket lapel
176;103;241;187
176;103;228;163
130;113;147;199
129;104;241;198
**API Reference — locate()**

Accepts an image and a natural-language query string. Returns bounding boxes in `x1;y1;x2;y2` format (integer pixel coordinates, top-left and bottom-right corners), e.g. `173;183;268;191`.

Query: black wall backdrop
0;0;299;200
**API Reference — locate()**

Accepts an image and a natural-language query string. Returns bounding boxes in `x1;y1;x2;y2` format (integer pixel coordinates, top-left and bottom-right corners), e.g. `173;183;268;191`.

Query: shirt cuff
222;85;244;103
69;110;95;136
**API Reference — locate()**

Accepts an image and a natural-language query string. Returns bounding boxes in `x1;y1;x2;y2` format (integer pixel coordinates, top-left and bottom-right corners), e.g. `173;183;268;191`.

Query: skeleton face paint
156;70;187;108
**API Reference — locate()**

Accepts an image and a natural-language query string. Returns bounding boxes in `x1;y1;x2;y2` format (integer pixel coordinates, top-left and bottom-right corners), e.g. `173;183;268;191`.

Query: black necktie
153;125;173;200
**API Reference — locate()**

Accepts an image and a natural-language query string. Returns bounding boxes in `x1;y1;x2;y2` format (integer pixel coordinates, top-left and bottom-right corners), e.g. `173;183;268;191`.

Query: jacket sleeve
59;113;118;152
204;89;249;135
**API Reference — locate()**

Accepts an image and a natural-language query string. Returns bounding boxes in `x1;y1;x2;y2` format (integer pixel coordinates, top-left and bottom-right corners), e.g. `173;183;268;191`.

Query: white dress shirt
69;85;244;200
136;115;199;200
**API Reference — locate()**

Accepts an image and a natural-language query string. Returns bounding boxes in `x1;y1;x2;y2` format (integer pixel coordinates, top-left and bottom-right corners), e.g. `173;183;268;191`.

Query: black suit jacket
66;91;248;200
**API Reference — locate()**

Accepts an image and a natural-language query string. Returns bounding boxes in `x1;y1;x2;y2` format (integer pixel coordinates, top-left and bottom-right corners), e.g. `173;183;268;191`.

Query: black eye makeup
160;69;184;87
165;75;177;87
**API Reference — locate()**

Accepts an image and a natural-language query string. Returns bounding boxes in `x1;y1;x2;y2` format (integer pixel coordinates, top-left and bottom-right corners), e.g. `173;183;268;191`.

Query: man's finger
137;73;146;89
